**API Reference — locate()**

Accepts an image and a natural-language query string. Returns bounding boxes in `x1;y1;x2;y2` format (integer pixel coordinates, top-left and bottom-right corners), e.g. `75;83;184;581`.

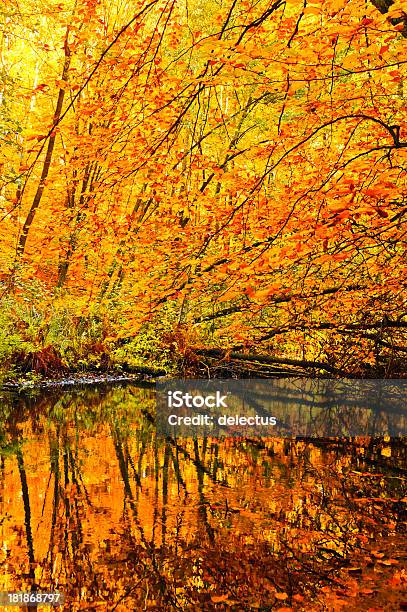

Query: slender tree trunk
16;449;36;567
17;28;71;257
57;160;99;287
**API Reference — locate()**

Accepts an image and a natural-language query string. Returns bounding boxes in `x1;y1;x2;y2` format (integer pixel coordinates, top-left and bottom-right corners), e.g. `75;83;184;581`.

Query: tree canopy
0;0;406;375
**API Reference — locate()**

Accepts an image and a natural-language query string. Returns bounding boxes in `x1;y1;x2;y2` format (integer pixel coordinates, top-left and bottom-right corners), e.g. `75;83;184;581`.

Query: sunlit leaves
0;0;405;367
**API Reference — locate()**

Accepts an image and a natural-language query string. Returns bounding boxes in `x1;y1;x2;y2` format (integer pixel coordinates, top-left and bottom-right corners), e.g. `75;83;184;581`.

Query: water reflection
0;384;406;610
157;379;407;437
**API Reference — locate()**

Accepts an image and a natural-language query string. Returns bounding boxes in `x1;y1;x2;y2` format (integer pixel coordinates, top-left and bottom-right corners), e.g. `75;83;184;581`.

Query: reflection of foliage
0;385;406;610
1;0;407;379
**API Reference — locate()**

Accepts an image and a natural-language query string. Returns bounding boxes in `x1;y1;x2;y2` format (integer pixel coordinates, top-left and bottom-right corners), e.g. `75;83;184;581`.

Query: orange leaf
211;594;230;603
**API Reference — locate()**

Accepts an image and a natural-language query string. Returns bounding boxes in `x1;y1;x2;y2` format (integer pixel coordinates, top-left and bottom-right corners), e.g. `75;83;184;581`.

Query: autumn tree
0;0;406;375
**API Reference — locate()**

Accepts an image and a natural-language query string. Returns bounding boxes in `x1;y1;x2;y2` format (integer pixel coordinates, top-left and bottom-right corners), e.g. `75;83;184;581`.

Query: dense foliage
0;0;406;376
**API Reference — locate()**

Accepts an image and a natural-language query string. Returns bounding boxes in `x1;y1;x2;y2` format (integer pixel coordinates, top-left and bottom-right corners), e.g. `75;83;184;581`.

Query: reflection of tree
16;449;35;572
112;424;182;609
0;387;406;610
42;425;103;603
193;439;215;543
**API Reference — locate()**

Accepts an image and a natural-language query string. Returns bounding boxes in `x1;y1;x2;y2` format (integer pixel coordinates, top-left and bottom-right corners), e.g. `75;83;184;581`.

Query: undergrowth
0;291;191;383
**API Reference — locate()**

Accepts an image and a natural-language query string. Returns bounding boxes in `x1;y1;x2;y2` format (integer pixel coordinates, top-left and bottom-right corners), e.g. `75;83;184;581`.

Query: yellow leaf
304;6;321;14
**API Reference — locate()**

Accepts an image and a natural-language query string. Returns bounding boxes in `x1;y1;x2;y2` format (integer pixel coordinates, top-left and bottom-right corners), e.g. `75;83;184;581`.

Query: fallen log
192;348;349;377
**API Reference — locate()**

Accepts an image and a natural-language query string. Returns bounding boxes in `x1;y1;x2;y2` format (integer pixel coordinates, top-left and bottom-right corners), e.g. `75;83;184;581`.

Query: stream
0;383;406;610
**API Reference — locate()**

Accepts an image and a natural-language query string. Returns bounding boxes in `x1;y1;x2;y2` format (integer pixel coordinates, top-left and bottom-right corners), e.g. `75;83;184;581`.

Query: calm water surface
0;384;406;611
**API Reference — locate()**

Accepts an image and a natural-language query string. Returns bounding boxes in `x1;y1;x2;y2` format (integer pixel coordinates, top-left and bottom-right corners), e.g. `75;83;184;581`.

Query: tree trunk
17;28;71;257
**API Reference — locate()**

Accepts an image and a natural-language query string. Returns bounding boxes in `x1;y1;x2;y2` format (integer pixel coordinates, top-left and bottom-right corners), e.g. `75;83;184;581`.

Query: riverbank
1;349;406;393
0;371;161;391
1;297;406;387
